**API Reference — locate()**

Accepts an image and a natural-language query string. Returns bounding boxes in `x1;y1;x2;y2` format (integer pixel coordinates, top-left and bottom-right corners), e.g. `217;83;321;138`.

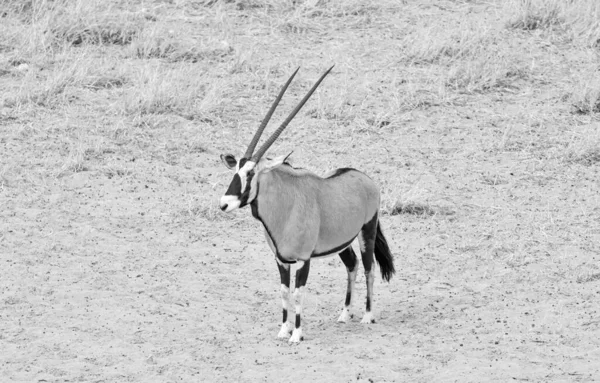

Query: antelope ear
282;151;293;163
220;153;237;169
259;152;292;172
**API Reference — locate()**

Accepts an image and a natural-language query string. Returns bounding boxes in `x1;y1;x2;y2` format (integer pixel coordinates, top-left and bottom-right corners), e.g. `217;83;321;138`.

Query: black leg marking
338;246;357;271
276;260;292;338
338;247;358;322
360;214;378;324
277;261;291;288
295;259;311;288
289;260;310;342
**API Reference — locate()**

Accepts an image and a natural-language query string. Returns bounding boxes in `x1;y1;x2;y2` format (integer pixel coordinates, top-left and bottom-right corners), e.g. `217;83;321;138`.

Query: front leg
289;259;311;343
276;259;292;338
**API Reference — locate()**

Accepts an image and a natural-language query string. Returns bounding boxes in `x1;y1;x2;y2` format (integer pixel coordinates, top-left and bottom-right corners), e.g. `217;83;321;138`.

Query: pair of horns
243;65;334;162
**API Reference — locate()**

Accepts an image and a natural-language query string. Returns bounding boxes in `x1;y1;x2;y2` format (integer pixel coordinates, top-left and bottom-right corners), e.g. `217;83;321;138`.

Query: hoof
337;309;351;323
289;328;303;343
277;323;293;338
360;312;375;324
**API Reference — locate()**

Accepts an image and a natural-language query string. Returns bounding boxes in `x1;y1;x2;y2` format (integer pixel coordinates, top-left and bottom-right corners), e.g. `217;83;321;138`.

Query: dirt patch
1;0;599;382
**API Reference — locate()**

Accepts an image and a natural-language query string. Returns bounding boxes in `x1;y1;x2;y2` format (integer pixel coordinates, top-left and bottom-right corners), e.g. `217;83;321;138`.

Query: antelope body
219;66;395;343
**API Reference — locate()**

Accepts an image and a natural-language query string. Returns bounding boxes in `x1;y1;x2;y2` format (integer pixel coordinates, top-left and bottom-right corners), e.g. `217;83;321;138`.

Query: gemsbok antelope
219;66;395;343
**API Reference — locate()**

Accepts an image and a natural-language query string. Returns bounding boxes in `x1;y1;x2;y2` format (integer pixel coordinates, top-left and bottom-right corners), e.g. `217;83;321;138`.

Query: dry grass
571;78;600;115
567;146;600;166
118;62;210;118
506;0;600;47
2;0;600;381
388;201;456;217
0;0;145;55
506;0;564;31
446;52;528;93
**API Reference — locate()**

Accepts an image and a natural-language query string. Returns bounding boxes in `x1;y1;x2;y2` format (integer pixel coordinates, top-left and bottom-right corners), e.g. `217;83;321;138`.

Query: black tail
374;222;395;282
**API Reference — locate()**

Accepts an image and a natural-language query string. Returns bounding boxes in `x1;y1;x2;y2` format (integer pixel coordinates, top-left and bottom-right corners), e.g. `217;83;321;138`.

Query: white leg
275;260;292;339
277;284;292;338
360;269;376;324
289;286;304;343
337;267;357;322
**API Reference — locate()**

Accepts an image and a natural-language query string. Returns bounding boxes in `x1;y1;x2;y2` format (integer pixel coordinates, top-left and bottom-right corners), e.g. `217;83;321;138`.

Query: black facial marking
224;173;242;196
238;170;255;207
238;157;248;168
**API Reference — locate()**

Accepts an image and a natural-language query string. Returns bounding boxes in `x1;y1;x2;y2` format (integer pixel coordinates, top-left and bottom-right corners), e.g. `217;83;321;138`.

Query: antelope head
219;66;334;213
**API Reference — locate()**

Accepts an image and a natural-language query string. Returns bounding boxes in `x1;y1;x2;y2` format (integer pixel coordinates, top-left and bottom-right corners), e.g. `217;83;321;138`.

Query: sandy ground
1;0;600;382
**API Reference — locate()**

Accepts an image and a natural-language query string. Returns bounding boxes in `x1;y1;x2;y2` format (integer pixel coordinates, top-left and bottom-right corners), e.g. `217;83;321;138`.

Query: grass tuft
402;25;492;65
388;201;456;217
567;147;600;167
577;272;600;284
51;18;141;46
446;54;527;93
2;0;146;55
118;62;223;119
86;76;127;90
505;0;600;48
571;83;600;115
506;1;563;31
567;2;600;48
131;27;234;62
45;2;144;47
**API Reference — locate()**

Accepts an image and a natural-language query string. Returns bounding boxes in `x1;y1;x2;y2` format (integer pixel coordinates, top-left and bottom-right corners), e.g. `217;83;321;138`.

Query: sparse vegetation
2;0;599;381
506;0;600;47
506;0;563;31
567;147;600;166
388;201;456;217
571;80;600;115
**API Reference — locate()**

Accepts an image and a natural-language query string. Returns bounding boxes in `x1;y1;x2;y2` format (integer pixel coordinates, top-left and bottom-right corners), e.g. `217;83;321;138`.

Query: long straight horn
251;65;334;162
243;67;300;159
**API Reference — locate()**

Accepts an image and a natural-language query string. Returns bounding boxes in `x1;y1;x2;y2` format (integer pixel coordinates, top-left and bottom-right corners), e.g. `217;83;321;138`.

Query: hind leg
337;246;358;322
358;215;378;324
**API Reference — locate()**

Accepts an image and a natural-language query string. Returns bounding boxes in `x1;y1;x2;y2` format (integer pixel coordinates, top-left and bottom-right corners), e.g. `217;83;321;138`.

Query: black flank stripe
251;198;297;264
312;237;356;257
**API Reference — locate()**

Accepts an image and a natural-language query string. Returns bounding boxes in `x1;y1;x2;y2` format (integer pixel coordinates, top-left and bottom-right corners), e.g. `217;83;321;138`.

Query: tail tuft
374;222;395;282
